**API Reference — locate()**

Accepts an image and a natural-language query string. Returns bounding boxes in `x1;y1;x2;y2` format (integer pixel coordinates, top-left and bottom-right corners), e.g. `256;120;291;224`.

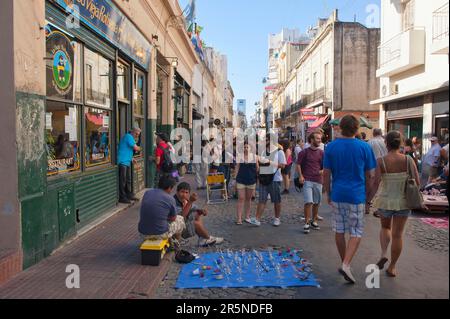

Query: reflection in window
85;107;111;166
117;62;129;101
46;101;80;176
133;118;144;158
133;71;145;158
85;48;112;108
133;71;144;116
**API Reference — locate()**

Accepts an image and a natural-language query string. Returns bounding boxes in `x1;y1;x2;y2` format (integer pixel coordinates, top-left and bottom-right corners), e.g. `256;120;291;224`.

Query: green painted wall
16;92;50;269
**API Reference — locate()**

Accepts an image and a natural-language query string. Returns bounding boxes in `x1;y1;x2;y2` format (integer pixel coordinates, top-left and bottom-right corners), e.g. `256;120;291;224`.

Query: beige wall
113;0;199;126
0;0;20;260
339;24;380;112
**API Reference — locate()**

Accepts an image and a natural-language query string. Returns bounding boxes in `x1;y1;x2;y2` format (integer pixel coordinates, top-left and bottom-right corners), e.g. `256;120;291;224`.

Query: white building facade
371;0;449;154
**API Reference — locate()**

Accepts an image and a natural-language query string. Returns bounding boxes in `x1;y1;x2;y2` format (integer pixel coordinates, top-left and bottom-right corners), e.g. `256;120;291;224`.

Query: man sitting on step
138;176;185;246
174;182;224;247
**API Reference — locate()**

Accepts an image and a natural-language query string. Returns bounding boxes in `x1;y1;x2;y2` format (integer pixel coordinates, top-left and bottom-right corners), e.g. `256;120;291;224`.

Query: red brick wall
0;251;22;285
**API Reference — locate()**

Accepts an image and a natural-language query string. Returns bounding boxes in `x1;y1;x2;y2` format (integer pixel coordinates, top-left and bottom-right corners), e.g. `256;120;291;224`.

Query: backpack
159;145;174;173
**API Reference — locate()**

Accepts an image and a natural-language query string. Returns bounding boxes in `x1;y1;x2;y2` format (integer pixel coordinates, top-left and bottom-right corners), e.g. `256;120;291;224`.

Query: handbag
405;156;424;210
258;151;280;185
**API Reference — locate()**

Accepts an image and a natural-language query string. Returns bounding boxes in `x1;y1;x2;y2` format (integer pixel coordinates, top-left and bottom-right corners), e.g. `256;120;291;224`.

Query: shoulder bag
405;156;424;210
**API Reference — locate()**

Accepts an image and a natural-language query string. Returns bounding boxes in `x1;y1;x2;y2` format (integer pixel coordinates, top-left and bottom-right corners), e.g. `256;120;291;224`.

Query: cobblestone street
154;175;449;299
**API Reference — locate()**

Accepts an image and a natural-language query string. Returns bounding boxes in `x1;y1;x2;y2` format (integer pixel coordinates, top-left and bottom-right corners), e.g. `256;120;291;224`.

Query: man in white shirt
250;139;286;227
421;136;442;187
368;128;388;159
294;139;303;162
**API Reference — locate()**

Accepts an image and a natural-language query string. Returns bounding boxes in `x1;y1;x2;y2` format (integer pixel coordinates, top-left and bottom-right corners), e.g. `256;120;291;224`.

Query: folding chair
206;173;228;205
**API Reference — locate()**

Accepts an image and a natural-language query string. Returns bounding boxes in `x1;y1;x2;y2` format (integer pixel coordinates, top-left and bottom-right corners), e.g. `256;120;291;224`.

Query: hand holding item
189;192;198;203
198;208;208;216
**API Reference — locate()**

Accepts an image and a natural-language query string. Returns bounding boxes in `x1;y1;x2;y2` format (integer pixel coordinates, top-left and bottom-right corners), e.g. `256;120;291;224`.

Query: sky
179;0;381;120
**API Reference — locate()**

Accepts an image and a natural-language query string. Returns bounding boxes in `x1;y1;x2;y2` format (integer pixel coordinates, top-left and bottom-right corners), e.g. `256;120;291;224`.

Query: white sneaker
339;264;356;284
249;218;261;227
272;218;281;227
210;236;224;245
198;237;216;247
318;215;324;221
303;223;310;234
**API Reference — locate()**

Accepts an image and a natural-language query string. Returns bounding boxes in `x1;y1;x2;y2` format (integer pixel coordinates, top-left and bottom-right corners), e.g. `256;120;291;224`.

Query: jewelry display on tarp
236;257;244;282
275;262;284;282
255;261;264;283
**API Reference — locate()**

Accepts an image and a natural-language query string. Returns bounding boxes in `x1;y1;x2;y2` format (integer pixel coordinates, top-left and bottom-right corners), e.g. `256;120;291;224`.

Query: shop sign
46;28;74;98
386;105;423;119
55;0;151;69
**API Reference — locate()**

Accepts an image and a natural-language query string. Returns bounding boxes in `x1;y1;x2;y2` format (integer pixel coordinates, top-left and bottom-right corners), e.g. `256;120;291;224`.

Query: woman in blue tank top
235;143;259;225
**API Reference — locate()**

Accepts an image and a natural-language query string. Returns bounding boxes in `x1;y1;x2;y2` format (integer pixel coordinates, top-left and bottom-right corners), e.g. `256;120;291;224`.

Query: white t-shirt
368;137;388;159
423;144;442;167
259;149;287;182
294;145;302;159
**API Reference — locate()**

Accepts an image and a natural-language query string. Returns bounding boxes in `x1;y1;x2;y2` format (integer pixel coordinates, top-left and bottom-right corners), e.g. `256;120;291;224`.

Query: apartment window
402;0;415;31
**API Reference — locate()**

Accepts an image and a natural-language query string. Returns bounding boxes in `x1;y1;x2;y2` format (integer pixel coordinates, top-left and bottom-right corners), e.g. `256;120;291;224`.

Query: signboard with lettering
54;0;151;69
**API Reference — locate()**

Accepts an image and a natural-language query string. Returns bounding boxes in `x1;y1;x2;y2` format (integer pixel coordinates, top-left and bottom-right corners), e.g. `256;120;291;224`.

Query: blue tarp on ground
175;250;320;289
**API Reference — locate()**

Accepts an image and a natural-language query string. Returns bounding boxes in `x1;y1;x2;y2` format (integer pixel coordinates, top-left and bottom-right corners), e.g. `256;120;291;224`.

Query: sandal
386;269;397;277
235;221;243;225
376;257;388;270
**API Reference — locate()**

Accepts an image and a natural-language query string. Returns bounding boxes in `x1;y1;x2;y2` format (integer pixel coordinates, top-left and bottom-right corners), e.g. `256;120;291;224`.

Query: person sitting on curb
138;176;185;247
174;182;224;247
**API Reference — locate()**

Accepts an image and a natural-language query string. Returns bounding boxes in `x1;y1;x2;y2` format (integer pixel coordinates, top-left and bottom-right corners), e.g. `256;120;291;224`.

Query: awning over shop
307;115;330;132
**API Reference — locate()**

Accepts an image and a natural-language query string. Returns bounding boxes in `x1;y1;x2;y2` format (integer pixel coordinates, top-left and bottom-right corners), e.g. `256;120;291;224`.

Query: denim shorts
303;181;323;205
378;209;411;218
258;181;282;204
332;202;365;238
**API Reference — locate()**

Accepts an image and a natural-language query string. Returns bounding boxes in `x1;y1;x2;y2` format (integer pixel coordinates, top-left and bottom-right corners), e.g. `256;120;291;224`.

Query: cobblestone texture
153;175;449;299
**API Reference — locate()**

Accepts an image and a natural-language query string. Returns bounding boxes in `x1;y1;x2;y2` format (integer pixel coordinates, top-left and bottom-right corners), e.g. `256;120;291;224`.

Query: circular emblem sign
46;27;74;99
52;49;72;91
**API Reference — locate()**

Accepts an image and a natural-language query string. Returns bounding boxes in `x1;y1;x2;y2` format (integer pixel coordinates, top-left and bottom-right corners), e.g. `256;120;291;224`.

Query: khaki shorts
142;215;186;240
236;183;256;190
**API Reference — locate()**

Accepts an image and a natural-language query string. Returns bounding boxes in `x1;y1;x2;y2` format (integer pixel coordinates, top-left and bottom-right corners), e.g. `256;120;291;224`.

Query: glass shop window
85;47;112;108
46;101;80;176
84;107;112;167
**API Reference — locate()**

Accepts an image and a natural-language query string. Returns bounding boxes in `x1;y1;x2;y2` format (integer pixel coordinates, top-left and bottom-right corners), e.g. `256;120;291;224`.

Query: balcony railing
376;27;425;77
378;33;402;69
433;3;449;42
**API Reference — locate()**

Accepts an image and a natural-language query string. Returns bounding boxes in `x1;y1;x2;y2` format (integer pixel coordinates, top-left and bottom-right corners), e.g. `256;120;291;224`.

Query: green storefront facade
20;0;157;269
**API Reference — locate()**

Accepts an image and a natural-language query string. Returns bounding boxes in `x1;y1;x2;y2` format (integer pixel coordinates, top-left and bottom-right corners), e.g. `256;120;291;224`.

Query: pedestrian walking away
368;131;421;277
323;115;377;284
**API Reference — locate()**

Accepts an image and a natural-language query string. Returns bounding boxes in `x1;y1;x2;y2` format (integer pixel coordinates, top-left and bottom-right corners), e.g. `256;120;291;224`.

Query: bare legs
237;188;255;223
335;233;362;266
379;216;408;276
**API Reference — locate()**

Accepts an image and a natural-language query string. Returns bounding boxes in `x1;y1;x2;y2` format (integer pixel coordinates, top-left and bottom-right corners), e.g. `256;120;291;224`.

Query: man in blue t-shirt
323;115;376;284
118;128;142;204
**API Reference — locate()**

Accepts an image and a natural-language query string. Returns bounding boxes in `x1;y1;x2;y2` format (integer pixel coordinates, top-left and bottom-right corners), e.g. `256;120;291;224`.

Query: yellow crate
140;239;169;266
